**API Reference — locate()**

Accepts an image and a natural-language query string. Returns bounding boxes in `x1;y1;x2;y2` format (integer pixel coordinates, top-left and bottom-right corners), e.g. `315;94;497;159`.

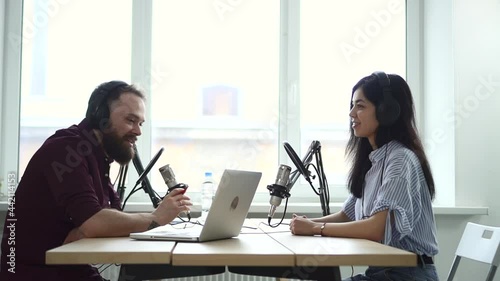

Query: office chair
447;222;500;281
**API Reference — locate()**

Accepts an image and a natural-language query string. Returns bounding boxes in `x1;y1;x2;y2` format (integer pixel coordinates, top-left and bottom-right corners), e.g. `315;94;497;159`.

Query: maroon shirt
1;119;121;281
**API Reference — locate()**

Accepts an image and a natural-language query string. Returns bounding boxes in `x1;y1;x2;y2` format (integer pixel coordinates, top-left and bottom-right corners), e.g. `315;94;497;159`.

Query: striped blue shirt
342;140;439;256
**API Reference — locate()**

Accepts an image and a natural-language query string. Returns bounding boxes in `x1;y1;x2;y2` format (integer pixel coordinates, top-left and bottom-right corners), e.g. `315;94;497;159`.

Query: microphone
158;164;189;193
159;164;190;220
283;141;320;184
267;164;291;223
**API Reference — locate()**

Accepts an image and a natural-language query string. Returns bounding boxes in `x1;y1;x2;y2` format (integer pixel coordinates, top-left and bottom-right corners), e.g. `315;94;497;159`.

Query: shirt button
105;173;109;177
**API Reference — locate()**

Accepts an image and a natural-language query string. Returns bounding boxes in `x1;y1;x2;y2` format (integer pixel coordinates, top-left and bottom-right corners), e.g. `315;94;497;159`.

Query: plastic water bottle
201;172;214;219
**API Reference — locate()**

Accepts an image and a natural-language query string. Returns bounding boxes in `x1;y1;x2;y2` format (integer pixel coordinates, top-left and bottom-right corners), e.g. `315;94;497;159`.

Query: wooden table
46;220;417;281
46;237;175;264
172;234;295;266
227;220;416;280
269;232;416;267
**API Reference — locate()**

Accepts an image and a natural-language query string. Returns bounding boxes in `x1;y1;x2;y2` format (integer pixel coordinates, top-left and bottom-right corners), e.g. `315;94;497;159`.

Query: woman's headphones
372;71;400;126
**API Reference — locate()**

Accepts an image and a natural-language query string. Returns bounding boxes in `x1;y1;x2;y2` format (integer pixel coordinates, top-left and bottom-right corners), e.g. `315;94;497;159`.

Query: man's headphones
86;80;129;129
372;71;400;126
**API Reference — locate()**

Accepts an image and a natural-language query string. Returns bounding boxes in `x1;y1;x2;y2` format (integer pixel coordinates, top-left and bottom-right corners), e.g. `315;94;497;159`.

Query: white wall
422;0;456;208
346;0;500;280
428;0;500;280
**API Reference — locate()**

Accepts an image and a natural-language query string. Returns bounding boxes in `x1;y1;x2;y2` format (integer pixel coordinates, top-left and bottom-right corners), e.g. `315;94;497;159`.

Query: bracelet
319;223;326;236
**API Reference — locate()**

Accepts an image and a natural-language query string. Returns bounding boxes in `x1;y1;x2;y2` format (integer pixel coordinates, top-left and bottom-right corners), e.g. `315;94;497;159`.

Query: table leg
228;266;341;281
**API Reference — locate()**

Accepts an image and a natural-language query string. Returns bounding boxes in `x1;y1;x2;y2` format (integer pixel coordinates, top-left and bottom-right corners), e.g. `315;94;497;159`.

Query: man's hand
77;188;193;238
152;188;192;225
63;227;86;244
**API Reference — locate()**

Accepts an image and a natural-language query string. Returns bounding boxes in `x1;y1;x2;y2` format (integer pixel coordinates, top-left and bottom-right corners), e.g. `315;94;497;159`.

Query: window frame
0;0;430;210
0;0;22;200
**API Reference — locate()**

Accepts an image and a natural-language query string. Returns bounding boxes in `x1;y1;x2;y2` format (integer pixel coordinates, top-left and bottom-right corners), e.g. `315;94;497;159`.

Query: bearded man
0;81;192;281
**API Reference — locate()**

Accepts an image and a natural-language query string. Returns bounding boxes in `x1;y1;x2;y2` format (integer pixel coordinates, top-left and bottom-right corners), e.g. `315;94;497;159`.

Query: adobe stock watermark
281;238;338;279
213;0;243;21
237;81;300;166
149;64;171;92
50;73;163;182
51;124;111;182
424;74;499;155
191;102;294;179
237;109;280;163
8;0;71;50
339;0;403;63
133;64;171;93
192;112;278;174
6;171;17;274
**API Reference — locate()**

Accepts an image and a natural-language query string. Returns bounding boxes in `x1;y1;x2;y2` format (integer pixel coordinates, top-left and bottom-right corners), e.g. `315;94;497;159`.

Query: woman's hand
289;213;320;236
152;188;192;225
292;213;307;219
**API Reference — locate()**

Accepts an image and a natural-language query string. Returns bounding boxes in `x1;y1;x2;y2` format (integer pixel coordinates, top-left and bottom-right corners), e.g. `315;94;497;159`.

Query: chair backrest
447;222;500;281
455;222;500;266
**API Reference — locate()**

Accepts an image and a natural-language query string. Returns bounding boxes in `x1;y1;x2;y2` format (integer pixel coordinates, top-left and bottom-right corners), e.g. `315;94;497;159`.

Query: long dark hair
345;73;435;199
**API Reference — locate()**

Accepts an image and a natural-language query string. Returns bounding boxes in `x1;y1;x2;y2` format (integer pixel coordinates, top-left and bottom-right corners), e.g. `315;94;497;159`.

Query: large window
1;0;406;208
18;0;132;181
299;0;405;200
149;0;280;197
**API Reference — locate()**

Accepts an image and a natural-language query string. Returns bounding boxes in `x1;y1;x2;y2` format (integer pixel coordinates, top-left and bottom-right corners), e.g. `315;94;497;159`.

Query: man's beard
102;129;135;165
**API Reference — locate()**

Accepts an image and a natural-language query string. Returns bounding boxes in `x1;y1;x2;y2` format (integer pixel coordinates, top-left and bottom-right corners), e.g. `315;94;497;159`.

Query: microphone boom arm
284;140;330;216
284;140;319;192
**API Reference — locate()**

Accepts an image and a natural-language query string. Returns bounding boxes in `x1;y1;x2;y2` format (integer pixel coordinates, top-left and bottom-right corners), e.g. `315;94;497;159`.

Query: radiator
100;265;285;281
166;271;278;281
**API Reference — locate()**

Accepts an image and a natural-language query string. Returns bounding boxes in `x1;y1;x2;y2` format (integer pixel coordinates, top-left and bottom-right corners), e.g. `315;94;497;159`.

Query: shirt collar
77;118;114;165
368;140;398;164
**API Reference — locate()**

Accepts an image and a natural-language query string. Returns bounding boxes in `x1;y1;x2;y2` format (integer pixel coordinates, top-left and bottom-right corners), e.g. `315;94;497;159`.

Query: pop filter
135;146;164;187
129;145;164;208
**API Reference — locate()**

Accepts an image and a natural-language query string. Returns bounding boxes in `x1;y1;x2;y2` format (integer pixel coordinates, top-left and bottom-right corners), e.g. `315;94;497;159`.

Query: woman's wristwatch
319;222;326;236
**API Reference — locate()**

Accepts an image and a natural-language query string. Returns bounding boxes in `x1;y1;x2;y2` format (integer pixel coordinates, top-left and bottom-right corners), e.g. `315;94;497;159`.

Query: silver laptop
129;169;262;242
